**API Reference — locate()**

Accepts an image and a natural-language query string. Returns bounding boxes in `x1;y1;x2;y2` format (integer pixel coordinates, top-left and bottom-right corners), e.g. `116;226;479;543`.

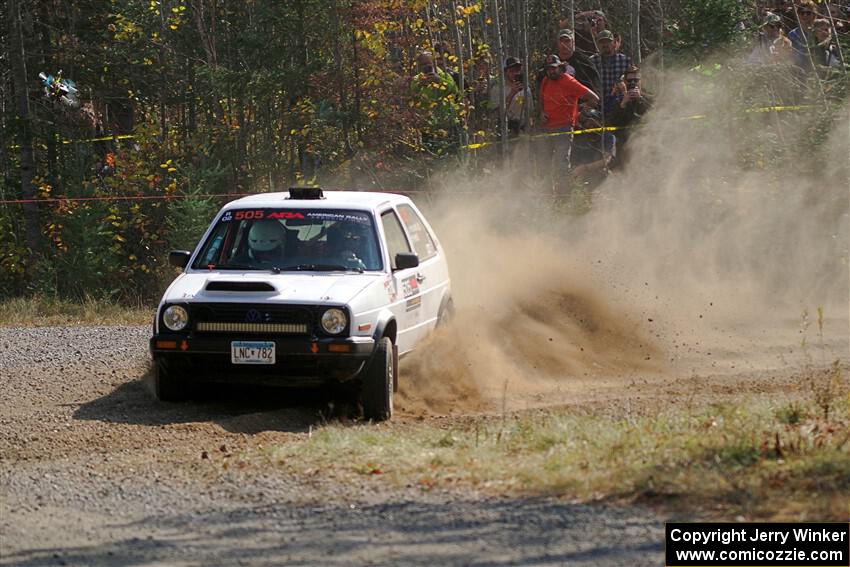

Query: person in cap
788;0;819;71
812;18;844;72
571;10;608;55
590;29;632;110
538;53;600;171
544;28;601;96
489;56;534;138
747;12;792;64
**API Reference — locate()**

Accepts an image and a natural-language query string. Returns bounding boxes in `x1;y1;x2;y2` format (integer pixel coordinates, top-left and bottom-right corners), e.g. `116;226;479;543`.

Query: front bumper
150;333;376;385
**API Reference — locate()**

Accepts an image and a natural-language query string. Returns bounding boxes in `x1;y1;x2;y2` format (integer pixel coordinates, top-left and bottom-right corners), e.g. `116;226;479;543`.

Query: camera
589;17;598;27
422;64;435;75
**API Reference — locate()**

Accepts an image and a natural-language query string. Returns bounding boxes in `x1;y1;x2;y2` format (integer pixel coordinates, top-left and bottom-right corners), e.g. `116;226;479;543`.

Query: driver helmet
248;220;286;261
328;222;371;260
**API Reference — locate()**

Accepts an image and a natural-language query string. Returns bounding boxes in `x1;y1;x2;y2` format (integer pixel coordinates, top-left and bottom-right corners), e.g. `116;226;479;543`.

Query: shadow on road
0;497;665;567
73;366;354;434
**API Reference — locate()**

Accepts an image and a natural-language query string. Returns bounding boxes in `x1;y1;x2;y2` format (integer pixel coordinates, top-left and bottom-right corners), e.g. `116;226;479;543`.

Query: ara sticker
401;276;419;299
266;211;306;220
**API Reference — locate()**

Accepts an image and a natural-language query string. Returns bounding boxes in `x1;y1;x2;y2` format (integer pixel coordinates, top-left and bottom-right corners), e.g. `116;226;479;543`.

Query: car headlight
321;308;347;335
163;305;189;331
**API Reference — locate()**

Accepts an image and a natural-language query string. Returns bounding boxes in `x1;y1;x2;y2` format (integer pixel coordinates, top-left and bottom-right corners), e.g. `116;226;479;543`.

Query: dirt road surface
1;326;669;566
2;313;847;566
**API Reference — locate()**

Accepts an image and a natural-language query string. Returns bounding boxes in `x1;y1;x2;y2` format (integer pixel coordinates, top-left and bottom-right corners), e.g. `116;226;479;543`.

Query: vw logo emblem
245;309;261;323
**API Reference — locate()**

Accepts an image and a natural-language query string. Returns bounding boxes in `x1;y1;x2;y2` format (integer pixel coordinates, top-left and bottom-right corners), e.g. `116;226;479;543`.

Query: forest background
1;0;848;302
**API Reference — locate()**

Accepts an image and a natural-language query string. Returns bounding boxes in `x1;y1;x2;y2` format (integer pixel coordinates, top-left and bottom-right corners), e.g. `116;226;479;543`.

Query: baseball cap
544;54;564;67
558;29;574;39
761;12;782;27
596;29;615;42
504;56;522;69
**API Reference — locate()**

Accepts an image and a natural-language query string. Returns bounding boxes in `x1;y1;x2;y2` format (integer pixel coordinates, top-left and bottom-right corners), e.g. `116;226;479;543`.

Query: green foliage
1;0;847;301
0;206;29;297
666;0;754;61
166;196;218;252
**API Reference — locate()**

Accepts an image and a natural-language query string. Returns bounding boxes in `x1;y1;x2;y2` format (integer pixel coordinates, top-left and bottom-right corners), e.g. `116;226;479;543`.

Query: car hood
164;271;382;306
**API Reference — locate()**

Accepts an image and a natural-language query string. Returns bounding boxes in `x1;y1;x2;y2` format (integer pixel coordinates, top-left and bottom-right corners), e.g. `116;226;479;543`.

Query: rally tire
153;358;191;402
436;298;455;328
362;337;394;421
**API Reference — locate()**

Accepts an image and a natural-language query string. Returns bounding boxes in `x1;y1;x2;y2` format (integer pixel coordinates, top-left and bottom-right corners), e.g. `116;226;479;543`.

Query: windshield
191;208;383;272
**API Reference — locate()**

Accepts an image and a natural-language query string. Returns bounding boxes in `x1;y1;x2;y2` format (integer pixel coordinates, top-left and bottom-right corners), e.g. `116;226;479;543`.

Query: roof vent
288;186;324;200
205;281;276;292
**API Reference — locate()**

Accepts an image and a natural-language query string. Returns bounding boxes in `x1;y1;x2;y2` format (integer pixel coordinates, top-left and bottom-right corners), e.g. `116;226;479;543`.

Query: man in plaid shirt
590;30;631;110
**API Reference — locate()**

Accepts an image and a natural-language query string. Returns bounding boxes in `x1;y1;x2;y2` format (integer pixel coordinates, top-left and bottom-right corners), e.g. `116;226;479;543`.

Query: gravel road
0;326;667;566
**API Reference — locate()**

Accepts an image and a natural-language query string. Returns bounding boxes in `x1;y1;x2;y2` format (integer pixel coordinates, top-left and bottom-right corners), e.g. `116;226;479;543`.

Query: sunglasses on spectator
626;78;640;86
798;10;813;15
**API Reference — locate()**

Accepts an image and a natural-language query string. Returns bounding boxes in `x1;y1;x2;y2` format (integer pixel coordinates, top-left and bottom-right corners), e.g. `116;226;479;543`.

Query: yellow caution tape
459;104;815;150
6;104;815;152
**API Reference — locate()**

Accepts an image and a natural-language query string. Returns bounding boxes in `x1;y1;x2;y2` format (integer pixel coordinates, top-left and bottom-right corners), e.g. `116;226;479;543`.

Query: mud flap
392;343;399;392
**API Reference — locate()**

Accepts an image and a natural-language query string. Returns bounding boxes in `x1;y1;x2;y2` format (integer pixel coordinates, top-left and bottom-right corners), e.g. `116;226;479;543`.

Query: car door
379;208;423;354
395;203;447;333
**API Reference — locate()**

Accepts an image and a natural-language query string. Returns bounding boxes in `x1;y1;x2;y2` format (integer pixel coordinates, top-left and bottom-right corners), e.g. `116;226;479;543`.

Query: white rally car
150;187;452;420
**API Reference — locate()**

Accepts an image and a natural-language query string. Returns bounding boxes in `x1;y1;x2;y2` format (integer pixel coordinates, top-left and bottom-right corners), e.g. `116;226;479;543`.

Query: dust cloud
398;64;849;415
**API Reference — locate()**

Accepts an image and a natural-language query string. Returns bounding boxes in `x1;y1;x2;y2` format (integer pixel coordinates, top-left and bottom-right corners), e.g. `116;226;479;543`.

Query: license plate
231;341;276;365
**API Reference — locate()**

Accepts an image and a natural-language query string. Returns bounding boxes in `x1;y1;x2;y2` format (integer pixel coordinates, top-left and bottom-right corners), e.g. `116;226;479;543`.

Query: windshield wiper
276;263;364;273
210;262;255;270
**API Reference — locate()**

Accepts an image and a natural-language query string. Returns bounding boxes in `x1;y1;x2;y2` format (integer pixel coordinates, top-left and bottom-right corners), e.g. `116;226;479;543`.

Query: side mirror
394;252;419;271
169;250;191;269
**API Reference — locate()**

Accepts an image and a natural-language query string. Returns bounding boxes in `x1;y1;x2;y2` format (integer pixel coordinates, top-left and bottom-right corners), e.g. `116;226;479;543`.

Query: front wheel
362;337;394;421
152;358;191;402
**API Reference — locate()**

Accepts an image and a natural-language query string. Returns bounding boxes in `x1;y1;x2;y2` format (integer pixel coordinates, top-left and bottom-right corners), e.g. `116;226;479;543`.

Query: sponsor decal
384;277;398;302
401;275;419;298
405;296;422;312
221;211;233;222
266;211;306;220
305;211;371;224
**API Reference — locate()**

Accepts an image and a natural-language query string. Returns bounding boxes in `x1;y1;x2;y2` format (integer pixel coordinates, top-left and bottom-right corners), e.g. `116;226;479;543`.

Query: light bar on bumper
195;322;309;333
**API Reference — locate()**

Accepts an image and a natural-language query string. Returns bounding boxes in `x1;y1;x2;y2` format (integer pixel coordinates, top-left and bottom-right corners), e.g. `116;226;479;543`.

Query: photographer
746;12;792;65
572;10;607;55
489;56;533;138
607;66;653;168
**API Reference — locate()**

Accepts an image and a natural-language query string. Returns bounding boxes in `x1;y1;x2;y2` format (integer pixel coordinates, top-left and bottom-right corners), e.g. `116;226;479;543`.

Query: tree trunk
492;0;508;152
7;0;40;264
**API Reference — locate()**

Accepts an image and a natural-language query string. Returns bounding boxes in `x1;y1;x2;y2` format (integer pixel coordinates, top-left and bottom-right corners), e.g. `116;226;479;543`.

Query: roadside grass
0;296;152;327
272;394;850;520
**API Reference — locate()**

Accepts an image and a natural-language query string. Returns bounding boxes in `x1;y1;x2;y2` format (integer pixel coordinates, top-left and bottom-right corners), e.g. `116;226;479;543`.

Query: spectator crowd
409;1;848;186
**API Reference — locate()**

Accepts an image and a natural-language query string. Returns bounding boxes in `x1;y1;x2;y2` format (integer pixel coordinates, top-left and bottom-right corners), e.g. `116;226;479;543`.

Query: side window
397;204;438;261
381;210;413;270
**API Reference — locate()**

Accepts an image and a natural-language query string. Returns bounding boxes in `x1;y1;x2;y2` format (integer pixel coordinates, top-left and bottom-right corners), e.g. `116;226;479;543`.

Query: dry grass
0;296;152;327
271;394;850;520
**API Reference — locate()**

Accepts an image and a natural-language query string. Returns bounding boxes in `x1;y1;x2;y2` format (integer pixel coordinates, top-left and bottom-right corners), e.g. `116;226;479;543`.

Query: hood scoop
205;281;276;292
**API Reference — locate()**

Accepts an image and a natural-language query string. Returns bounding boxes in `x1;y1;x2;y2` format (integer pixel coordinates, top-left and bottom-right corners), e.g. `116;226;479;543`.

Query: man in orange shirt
539;54;600;171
